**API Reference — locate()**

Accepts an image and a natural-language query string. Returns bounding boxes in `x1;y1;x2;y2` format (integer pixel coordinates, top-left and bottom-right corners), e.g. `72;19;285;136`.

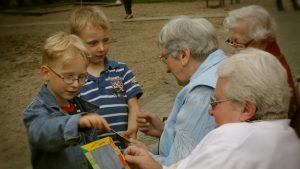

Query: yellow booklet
81;137;131;169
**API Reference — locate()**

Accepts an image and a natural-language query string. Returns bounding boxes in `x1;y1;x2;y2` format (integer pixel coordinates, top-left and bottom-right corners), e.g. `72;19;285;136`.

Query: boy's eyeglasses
225;39;253;49
48;66;86;85
210;97;232;109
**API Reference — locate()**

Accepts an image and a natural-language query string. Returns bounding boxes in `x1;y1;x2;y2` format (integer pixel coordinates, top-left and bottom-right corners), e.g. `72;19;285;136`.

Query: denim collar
190;49;226;81
37;84;61;110
37;84;98;113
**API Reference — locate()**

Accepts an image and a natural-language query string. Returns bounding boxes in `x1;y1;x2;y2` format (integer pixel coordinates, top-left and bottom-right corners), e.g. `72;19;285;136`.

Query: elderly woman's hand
128;138;148;152
125;146;162;169
137;111;164;138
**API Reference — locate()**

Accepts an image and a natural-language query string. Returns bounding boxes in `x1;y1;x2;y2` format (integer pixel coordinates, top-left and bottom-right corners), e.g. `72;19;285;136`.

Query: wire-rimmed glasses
48;66;86;85
210;97;232;109
225;39;253;49
158;51;172;64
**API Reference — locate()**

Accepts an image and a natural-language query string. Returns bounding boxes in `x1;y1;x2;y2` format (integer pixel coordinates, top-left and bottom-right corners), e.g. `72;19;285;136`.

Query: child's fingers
99;117;111;131
79;115;90;128
91;115;110;131
79;114;110;131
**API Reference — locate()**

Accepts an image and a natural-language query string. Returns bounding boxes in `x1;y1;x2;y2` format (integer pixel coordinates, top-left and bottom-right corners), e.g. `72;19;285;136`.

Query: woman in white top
124;48;300;169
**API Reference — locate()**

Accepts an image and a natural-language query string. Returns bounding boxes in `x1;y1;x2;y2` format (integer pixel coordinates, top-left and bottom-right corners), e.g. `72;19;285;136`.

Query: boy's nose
97;42;104;51
70;79;81;87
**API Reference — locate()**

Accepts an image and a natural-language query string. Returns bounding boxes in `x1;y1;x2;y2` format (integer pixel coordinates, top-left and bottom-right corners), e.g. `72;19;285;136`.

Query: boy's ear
240;101;257;121
40;65;50;82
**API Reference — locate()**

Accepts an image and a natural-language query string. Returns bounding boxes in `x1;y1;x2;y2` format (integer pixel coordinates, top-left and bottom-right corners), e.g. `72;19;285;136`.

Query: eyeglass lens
48;66;86;85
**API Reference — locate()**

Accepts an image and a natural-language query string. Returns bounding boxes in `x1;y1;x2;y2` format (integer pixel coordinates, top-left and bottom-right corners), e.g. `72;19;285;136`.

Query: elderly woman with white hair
223;5;298;115
134;17;227;166
125;48;300;169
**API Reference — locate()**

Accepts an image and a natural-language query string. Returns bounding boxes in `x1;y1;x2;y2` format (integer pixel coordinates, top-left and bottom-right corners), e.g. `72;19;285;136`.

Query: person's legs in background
276;0;300;11
115;0;122;5
291;0;300;10
123;0;133;19
276;0;284;11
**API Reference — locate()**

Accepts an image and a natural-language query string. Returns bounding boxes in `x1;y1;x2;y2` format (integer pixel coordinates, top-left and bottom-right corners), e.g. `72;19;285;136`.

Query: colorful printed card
81;137;131;169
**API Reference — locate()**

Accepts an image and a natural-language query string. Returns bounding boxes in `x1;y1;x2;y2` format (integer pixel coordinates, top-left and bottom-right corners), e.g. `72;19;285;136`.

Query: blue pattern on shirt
79;57;143;148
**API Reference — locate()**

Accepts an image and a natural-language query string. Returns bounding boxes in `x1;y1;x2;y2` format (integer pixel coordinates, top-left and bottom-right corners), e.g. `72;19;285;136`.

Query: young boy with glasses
70;6;143;149
23;32;111;169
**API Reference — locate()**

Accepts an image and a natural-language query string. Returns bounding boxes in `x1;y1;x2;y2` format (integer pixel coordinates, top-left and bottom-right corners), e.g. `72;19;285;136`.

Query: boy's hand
79;114;110;132
123;129;137;139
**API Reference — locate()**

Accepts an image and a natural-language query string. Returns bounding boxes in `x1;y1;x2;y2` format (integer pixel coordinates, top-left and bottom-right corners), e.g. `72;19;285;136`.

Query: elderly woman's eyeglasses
210;97;232;109
225;39;253;49
48;66;86;85
158;52;172;64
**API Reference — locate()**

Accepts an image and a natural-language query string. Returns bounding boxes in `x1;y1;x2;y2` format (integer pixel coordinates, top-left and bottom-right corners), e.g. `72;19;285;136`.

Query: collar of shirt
190;49;227;82
86;56;121;81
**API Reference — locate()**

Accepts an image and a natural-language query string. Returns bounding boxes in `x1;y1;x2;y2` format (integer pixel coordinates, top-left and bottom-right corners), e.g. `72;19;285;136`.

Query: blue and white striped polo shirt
79;57;143;148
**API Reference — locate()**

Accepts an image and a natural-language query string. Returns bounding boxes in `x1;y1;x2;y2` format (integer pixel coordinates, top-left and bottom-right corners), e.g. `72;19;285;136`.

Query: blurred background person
122;0;133;19
115;0;122;5
276;0;299;11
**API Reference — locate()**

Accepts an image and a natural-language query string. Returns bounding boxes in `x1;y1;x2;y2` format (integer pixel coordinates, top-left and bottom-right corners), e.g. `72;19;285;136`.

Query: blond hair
42;32;91;67
70;6;110;35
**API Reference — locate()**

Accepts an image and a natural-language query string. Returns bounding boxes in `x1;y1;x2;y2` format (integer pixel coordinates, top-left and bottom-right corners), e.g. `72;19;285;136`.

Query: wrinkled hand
128;138;148;151
125;146;162;169
79;113;110;132
137;112;164;138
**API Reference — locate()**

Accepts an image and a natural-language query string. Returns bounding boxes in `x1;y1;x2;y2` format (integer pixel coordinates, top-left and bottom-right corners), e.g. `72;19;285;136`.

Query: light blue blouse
153;49;227;166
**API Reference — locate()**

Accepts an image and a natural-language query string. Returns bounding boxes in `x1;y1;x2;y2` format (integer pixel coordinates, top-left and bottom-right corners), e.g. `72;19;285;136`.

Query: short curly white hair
218;48;291;120
224;5;277;42
158;16;218;60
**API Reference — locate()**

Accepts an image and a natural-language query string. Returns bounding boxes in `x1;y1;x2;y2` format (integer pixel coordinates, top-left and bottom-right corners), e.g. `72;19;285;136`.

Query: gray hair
158;17;218;60
224;5;277;41
218;48;291;121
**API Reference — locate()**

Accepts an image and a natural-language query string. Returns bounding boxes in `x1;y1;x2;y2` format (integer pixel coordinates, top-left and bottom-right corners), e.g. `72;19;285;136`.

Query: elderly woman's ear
240;101;257;122
180;48;191;66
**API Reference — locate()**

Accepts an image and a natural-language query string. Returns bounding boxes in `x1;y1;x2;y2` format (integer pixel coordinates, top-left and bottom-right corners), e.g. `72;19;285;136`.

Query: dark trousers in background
276;0;300;11
123;0;132;15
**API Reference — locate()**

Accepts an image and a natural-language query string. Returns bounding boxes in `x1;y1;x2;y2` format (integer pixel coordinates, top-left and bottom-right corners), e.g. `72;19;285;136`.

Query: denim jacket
23;85;99;169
